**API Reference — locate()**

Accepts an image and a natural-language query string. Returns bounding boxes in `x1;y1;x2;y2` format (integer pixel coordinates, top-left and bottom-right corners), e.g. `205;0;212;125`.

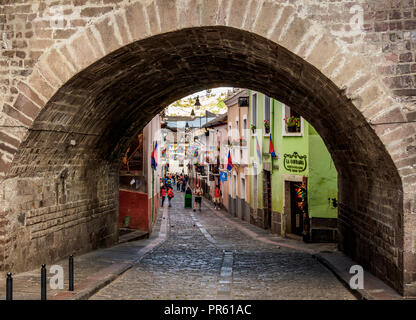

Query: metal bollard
6;272;12;300
41;264;47;300
69;255;74;291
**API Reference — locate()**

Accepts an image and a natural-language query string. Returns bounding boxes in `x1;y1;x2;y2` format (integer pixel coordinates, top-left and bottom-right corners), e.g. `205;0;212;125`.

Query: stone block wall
0;159;119;274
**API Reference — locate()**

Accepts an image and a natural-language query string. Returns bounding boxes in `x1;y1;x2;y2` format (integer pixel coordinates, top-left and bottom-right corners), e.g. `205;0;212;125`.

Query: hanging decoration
227;150;233;171
269;134;276;158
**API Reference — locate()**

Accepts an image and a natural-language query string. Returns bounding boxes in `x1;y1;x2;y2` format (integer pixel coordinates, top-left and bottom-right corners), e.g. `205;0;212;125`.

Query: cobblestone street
90;191;355;300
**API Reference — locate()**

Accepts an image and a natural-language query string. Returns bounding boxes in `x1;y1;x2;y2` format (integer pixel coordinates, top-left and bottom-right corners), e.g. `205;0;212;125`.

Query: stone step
118;230;148;244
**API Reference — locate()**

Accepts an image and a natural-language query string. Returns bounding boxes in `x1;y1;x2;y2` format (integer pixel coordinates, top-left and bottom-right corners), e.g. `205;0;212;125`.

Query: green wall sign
283;152;307;173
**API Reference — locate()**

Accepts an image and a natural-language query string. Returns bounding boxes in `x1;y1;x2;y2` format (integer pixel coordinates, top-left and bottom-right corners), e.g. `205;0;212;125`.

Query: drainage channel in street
190;211;235;299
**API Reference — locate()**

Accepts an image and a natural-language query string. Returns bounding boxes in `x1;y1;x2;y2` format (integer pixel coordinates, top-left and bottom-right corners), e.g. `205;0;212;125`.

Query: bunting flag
256;136;262;162
151;141;158;170
269;134;276;157
227;150;233;171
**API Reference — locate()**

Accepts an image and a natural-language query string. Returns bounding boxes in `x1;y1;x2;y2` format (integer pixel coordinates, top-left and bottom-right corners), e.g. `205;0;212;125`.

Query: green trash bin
184;194;192;208
123;216;130;228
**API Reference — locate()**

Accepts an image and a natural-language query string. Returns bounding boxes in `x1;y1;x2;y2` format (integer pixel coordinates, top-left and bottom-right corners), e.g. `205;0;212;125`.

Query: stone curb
68;262;134;300
313;253;367;300
313;252;404;300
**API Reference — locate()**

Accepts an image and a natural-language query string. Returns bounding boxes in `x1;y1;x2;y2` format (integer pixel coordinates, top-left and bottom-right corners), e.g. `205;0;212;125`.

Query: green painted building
248;91;338;242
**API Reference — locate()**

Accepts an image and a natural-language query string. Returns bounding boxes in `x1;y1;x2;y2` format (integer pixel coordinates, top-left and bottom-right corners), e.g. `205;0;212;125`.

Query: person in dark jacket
181;177;186;192
177;175;181;191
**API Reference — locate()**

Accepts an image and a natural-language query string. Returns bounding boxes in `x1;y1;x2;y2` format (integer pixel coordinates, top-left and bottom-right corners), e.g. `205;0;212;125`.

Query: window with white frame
252;93;257;130
233;174;237;198
282;104;303;136
264;96;271;135
241;177;246;200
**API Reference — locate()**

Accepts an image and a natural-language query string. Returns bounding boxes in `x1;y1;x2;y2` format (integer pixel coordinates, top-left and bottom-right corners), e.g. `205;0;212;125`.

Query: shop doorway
289;182;308;237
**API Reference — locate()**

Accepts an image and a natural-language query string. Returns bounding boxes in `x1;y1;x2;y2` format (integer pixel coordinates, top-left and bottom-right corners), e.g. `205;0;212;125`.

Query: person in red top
161;185;166;207
167;187;174;207
214;185;222;210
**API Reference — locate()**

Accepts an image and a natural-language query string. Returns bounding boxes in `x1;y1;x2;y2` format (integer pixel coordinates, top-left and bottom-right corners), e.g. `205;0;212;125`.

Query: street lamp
190;95;200;117
194;95;201;108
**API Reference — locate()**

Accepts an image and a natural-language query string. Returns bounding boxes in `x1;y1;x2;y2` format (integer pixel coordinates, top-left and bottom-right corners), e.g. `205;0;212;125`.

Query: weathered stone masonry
0;0;415;296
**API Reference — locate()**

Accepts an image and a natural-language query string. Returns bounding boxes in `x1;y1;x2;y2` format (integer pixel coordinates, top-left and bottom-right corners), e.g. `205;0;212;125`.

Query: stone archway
0;1;414;296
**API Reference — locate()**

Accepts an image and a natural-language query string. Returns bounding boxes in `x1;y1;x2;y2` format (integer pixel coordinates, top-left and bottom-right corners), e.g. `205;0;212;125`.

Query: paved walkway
0;202;168;300
90;192;355;300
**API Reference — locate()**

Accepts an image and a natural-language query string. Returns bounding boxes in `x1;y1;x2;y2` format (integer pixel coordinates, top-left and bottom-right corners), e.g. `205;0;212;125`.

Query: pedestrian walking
181;176;186;192
161;185;166;207
177;176;181;191
214;185;222;210
193;184;203;212
167;187;174;207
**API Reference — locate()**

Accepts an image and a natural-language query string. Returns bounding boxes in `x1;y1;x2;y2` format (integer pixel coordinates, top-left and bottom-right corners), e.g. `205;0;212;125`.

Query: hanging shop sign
220;172;227;181
283;152;307;173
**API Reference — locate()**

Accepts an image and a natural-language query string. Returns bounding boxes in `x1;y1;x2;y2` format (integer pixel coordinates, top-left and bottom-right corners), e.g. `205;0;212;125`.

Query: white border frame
242;114;248;140
281;103;304;137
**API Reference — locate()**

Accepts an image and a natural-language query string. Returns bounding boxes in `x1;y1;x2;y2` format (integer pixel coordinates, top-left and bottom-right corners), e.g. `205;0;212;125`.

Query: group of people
160;183;175;207
190;183;222;211
175;173;189;192
160;173;222;211
160;173;188;208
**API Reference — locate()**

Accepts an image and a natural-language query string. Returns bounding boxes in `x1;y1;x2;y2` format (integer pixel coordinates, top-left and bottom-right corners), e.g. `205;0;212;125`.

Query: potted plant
284;115;300;133
250;124;256;134
264;119;270;134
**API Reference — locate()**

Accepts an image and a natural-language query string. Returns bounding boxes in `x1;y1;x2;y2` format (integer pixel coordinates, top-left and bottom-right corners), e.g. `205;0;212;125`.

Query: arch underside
3;27;404;293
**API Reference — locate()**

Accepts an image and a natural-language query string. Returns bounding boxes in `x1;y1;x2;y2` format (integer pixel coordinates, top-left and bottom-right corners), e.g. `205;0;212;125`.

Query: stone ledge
314;251;403;300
